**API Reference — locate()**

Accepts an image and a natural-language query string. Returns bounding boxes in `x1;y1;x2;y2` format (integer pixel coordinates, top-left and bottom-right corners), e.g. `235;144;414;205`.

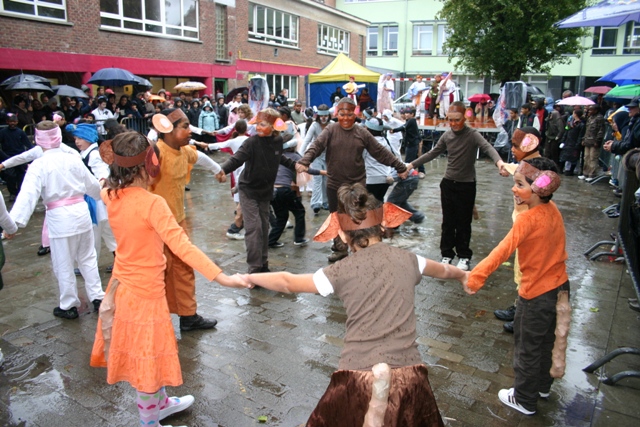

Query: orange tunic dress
90;187;221;393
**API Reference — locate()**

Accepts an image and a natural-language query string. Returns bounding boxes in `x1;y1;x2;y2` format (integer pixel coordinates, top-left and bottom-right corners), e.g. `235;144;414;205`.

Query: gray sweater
412;126;501;182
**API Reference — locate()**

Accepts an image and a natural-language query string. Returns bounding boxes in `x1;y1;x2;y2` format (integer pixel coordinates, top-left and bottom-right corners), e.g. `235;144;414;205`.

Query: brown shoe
328;251;348;263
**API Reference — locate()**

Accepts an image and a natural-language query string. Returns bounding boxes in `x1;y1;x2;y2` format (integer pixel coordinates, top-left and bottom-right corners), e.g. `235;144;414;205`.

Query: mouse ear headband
512;129;540;153
314;203;412;242
248;111;288;131
99;134;161;178
152;109;188;133
516;161;560;197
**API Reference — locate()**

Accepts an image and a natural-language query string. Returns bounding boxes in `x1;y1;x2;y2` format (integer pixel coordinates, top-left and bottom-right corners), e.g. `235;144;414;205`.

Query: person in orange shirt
149;108;226;331
90;132;249;427
465;157;569;416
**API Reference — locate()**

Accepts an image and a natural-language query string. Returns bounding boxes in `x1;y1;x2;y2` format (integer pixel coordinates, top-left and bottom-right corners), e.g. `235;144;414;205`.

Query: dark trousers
268;187;306;245
327;187;348;252
1;164;27;196
239;191;270;273
405;143;424;173
513;281;570;412
543;139;562;170
387;176;424;222
440;178;476;259
366;183;390;203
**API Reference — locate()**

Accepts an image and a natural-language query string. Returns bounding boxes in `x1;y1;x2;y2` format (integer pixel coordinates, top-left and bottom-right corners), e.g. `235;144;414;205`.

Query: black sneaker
106;265;114;273
179;314;217;331
503;321;514;333
37;245;51;256
92;299;102;312
53;306;79;319
269;242;284;248
313;207;321;214
494;305;516;321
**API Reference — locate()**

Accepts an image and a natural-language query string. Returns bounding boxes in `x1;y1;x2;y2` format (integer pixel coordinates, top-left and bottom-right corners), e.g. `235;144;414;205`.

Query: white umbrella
174;81;206;92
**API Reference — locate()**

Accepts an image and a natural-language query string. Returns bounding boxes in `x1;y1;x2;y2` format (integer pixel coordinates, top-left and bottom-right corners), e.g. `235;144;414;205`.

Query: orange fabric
468;201;568;300
185;145;197;184
90;187;221;392
164;220;197;316
148;140;198;223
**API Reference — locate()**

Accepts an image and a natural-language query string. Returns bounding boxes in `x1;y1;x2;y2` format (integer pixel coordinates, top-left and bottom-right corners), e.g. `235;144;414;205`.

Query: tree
438;0;588;84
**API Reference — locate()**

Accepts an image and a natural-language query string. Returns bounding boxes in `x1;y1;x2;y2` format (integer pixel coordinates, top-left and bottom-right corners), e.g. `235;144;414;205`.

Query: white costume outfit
10;148;104;310
409;81;428;112
208;135;249;203
80;145;117;259
377;76;394;113
91;107;119;135
438;79;457;118
383;115;404;154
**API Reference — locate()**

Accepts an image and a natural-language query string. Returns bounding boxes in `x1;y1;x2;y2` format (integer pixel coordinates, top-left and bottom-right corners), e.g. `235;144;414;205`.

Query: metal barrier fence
120;117;150;135
583;150;640;385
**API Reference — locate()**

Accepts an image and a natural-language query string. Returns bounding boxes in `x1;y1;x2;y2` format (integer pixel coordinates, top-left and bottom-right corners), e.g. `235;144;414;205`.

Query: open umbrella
604;84;640;100
584;86;613;94
468;93;491;103
174;81;207;92
225;86;247;103
557;95;596;106
6;81;54;92
133;75;153;88
556;0;640;28
148;94;165;102
53;85;89;99
88;67;139;87
0;73;51;88
597;60;640;86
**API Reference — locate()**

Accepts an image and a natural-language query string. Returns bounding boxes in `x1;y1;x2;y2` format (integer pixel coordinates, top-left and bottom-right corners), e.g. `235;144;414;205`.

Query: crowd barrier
120;117;150;135
583;149;640;385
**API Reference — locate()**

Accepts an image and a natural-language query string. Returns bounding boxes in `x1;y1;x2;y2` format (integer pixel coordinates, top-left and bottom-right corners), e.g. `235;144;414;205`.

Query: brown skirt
306;364;444;427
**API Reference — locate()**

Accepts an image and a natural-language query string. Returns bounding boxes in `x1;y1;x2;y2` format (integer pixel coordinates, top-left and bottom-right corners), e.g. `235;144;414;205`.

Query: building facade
338;0;640;100
0;0;368;102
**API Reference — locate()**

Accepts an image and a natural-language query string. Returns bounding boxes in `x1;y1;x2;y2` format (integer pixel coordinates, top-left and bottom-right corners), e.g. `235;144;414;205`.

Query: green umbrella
604;84;640;100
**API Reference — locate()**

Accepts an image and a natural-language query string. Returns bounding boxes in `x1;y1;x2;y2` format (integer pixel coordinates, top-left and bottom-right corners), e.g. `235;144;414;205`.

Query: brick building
0;0;368;103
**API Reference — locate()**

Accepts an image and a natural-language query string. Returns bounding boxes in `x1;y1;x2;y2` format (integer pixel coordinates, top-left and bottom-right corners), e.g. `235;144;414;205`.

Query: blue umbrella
597;60;640;86
88;67;138;87
556;0;640;28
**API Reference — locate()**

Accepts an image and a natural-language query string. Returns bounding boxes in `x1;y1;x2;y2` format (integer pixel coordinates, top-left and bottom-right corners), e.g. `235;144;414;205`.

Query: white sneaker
456;258;471;271
585;177;596;183
286;221;293;229
498;388;535;415
539;391;550;399
159;395;195;420
226;232;244;240
418;172;426;179
578;175;586;180
441;257;453;265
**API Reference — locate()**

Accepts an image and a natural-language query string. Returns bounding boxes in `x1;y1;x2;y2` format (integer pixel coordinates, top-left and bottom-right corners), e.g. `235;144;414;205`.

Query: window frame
317;23;350;56
436;24;449;55
367;26;378;56
0;0;67;23
99;0;200;42
382;25;398;56
264;74;298;101
592;26;618;55
412;23;433;55
623;21;640;54
248;3;299;48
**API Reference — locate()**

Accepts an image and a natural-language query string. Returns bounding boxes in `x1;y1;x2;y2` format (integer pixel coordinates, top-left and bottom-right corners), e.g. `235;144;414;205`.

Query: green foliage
437;0;589;83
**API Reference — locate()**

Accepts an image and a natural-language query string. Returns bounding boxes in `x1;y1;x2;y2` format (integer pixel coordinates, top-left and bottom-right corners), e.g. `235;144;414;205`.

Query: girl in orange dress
90;132;249;427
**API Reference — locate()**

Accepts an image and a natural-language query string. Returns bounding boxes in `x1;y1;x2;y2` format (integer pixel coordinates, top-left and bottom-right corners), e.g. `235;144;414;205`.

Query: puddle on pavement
1;354;68;426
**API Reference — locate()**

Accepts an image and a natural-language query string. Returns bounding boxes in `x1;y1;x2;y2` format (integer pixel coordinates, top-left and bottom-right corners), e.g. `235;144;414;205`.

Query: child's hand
2;231;15;240
295;163;308;174
215;171;227;183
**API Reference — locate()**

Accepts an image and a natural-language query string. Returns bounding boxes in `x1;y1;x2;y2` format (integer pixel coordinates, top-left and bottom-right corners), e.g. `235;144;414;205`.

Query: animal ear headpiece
516;162;560;198
99;134;161;178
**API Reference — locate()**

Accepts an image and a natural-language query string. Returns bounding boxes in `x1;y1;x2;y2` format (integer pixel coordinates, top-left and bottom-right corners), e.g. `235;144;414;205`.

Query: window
317;24;350;55
99;0;199;40
215;4;227;60
367;27;378;56
248;3;298;47
0;0;66;21
437;24;449;55
382;25;398;56
413;24;433;55
265;74;298;101
592;26;618;55
623;22;640;54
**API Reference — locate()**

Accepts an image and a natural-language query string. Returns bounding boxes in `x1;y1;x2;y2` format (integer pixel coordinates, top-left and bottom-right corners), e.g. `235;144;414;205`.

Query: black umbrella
88;67;138;87
133;75;153;89
0;73;51;88
53;85;89;99
6;81;54;92
225;86;248;103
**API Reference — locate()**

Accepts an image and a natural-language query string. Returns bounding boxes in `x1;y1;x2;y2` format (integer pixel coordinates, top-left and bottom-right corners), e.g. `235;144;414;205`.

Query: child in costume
218;108;298;273
9;121;104;319
466;157;569;416
342;76;365;103
149;108;225;332
90;131;250;427
244;183;467;426
301;104;332;214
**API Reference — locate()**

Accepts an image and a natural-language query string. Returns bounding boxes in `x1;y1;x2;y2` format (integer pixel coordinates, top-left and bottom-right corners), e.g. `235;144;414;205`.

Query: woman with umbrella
11;95;34;130
559;108;585;175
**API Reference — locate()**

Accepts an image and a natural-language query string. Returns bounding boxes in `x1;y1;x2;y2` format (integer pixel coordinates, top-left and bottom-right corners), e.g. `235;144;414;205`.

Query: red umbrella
468;93;491;103
584;85;613;94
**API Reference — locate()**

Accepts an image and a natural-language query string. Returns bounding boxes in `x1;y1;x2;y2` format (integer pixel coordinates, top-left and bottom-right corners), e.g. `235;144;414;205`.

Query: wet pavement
1;151;639;426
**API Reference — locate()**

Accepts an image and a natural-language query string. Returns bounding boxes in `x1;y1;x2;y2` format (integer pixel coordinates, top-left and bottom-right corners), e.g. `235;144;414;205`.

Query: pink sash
42;196;86;247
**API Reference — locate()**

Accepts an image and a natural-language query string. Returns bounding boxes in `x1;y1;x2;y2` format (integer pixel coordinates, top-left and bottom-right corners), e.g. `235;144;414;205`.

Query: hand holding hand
215;171;227;183
295;163;308;174
398;170;409;180
405;163;414;173
2;231;15;240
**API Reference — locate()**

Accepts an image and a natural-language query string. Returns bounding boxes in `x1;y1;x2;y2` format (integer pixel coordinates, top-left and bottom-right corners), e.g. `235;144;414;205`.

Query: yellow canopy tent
307;53;380;106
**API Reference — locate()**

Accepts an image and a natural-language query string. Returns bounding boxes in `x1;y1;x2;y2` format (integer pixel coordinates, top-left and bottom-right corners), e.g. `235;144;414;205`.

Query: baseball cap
626;96;640;108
